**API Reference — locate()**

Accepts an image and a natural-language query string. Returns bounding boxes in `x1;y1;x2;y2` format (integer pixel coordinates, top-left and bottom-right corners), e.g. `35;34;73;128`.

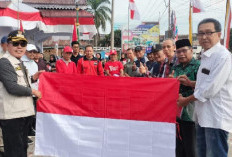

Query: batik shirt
172;58;200;121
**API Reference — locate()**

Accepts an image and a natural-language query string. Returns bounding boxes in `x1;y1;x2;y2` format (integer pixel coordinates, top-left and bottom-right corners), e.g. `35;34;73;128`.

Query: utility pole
168;0;171;31
111;0;114;50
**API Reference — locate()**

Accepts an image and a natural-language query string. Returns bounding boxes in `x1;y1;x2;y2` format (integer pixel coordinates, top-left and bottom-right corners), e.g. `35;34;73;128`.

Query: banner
122;23;160;53
35;73;179;157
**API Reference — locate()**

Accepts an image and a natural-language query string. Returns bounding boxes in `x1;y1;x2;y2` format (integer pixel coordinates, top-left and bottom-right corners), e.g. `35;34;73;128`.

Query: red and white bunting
0;2;97;37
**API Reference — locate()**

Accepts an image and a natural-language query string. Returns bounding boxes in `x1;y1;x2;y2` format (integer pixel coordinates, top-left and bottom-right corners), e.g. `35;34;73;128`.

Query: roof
23;0;75;5
25;4;76;10
38;9;93;18
79;10;94;17
40;10;76;17
0;2;10;8
23;0;76;9
77;0;87;6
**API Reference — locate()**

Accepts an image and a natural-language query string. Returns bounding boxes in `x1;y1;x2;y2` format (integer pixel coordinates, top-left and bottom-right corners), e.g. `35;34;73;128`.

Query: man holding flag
178;18;232;157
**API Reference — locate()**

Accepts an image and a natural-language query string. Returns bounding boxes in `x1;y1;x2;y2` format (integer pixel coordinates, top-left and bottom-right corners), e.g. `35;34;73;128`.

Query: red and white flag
191;0;205;13
20;20;24;32
0;2;97;36
0;2;44;30
35;73;179;157
72;20;78;42
224;0;232;49
129;0;140;20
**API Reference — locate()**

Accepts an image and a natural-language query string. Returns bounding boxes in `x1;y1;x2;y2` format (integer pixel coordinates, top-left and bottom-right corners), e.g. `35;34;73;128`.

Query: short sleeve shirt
104;61;123;76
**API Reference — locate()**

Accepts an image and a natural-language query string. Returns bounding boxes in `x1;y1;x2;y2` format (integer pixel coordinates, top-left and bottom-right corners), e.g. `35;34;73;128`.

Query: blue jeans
196;124;229;157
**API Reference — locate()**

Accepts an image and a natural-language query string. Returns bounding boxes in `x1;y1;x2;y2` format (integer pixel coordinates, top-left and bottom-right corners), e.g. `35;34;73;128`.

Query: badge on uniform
15;66;22;71
202;68;210;75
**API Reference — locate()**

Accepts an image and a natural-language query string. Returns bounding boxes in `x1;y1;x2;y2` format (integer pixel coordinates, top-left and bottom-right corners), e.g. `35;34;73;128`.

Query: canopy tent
0;1;97;47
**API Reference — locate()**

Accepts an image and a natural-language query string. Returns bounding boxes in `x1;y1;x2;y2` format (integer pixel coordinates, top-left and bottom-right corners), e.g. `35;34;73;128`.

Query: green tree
99;29;121;47
87;0;111;46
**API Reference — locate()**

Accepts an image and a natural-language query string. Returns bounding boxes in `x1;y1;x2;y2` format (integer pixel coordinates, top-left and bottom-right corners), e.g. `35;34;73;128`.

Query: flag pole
224;0;231;48
189;2;193;45
76;6;80;42
17;0;20;29
110;0;115;50
128;3;130;49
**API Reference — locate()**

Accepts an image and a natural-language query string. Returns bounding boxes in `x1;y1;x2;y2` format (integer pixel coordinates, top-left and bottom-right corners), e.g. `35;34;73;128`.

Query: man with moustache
178;18;232;157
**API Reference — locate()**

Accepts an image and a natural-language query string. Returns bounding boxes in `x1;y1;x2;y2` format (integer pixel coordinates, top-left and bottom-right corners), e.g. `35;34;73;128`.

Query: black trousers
0;116;33;157
176;119;197;157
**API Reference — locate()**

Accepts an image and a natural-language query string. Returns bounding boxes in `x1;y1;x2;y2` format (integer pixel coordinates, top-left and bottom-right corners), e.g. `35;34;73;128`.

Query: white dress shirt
21;55;38;90
193;42;232;133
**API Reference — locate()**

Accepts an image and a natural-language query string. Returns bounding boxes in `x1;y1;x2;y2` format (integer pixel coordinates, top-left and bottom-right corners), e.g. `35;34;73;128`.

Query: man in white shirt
178;18;232;157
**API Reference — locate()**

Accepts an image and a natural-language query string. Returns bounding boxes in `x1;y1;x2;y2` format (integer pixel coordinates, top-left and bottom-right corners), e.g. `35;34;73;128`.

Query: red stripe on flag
43;17;95;25
37;73;179;123
193;7;201;13
130;10;135;19
0;8;41;21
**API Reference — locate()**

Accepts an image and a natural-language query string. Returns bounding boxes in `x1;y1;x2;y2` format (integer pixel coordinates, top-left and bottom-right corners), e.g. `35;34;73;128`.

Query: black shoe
28;138;34;145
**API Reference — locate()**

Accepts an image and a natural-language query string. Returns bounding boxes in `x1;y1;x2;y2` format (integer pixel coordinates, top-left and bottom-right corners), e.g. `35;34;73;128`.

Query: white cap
26;44;38;52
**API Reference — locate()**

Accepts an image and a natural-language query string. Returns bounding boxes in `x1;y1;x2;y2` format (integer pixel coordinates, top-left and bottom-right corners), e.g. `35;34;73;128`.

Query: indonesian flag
224;0;232;49
35;73;179;157
20;20;24;32
191;0;205;13
0;2;44;30
129;0;140;20
0;2;97;35
72;20;78;42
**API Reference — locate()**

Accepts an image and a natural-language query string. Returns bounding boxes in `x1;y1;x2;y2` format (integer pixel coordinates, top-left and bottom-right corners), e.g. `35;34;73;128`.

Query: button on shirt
193;42;232;133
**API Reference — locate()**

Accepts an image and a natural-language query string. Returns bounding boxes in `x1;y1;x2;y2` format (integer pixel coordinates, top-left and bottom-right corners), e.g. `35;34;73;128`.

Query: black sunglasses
11;41;27;47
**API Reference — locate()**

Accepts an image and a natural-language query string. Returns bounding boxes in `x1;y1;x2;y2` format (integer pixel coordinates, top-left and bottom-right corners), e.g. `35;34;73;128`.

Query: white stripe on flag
35;112;175;157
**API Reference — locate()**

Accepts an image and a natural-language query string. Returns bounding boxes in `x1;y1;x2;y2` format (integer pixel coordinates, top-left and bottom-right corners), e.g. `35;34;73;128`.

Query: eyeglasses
176;48;190;54
197;31;218;37
10;41;27;47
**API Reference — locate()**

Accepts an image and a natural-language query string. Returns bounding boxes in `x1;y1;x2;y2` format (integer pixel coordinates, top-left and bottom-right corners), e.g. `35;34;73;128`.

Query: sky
101;0;227;36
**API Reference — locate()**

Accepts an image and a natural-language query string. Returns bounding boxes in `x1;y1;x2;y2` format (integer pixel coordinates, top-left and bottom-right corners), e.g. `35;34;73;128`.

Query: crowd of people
0;18;231;157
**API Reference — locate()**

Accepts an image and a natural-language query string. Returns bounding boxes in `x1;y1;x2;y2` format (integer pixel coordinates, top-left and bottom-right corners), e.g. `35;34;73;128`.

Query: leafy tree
87;0;111;46
99;29;121;47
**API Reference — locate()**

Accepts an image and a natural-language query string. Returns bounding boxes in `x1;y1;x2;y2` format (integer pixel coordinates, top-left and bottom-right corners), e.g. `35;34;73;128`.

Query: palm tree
87;0;111;46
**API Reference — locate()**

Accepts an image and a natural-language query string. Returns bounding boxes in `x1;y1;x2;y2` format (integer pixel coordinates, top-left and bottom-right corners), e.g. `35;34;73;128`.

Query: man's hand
32;89;42;99
178;94;189;107
178;75;195;87
132;62;137;71
33;70;45;81
168;70;175;78
139;62;146;74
